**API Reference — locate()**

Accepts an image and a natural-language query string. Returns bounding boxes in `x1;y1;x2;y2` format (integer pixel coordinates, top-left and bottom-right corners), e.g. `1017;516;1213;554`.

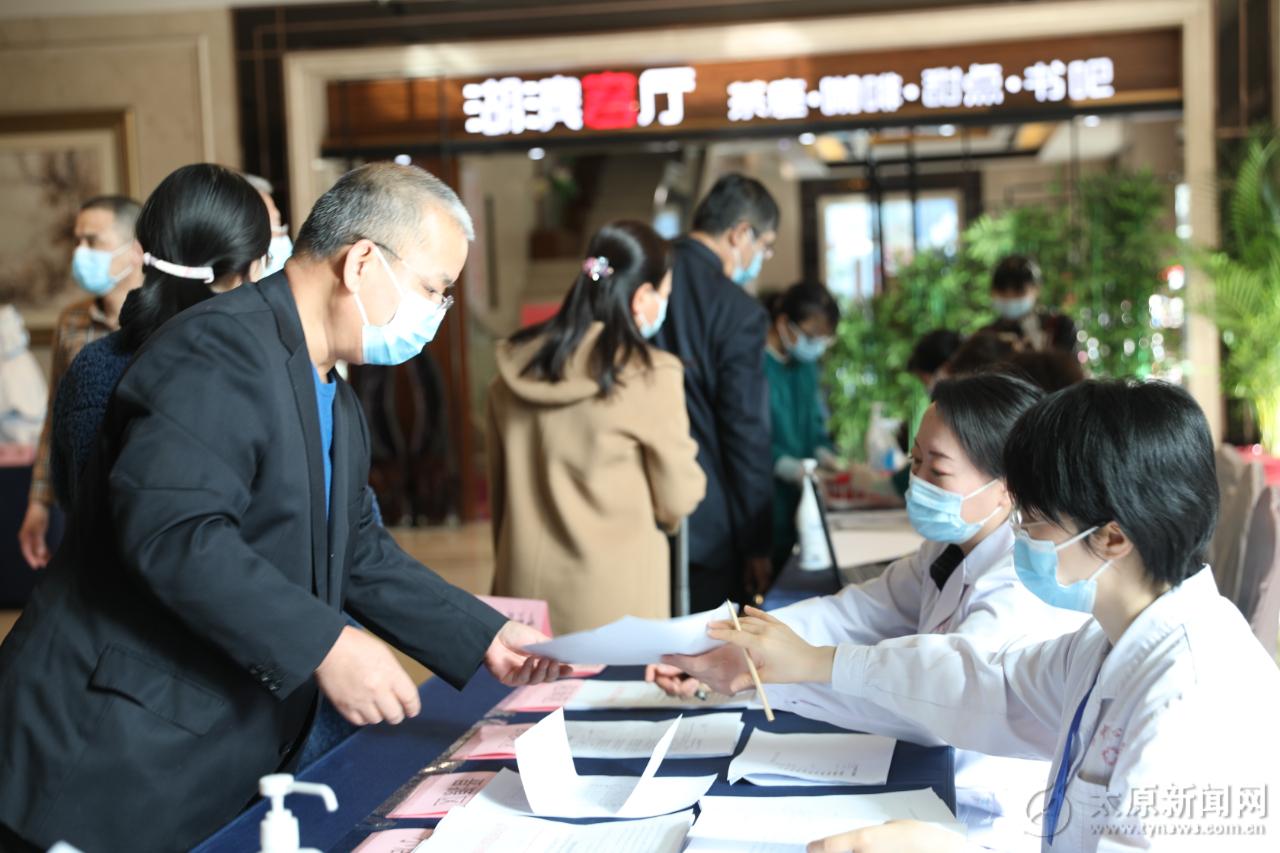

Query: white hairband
143;252;214;284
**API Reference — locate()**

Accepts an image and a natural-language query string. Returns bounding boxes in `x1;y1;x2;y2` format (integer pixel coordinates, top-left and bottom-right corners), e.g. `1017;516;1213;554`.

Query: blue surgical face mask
906;474;1001;543
638;294;668;340
1013;525;1111;613
354;245;449;366
993;294;1035;320
786;321;829;363
71;244;132;295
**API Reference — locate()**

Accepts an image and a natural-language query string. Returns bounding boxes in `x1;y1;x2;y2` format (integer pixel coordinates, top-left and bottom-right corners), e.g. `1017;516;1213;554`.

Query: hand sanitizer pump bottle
257;774;339;853
796;459;832;571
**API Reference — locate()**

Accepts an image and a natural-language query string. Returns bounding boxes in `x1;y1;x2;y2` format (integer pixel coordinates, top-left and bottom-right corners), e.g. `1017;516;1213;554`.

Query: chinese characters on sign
726;57;1115;122
463;66;697;137
458;56;1118;137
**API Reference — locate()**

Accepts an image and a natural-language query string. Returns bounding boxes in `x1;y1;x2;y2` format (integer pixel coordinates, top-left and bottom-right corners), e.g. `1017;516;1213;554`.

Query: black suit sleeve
109;314;347;699
342;485;507;689
715;300;773;560
341;398;506;689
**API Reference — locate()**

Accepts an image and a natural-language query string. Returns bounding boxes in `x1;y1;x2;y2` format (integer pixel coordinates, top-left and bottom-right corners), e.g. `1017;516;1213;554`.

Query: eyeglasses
370;240;452;306
1009;507;1048;537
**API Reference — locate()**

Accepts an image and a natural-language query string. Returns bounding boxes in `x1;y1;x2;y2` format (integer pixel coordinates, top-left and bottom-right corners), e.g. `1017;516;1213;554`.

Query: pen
725;600;775;723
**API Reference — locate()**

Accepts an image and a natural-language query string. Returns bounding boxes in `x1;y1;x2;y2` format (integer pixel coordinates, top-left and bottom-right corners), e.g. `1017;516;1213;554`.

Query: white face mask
353;245;450;366
993;294;1035;320
637;294;668;339
260;231;292;279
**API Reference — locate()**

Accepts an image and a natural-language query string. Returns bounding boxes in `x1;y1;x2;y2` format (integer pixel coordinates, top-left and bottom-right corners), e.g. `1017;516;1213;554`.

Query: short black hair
929;372;1044;479
80;195;142;241
691;173;779;236
907;329;963;375
992;255;1041;294
769;281;839;330
1003;380;1217;588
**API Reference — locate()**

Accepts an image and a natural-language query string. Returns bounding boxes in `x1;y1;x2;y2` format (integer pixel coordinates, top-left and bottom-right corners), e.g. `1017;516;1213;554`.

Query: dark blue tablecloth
193;549;950;852
193;663;953;853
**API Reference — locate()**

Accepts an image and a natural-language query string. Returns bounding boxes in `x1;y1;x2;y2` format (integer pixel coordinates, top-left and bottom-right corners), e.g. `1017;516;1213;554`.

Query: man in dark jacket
0;163;566;853
654;174;778;610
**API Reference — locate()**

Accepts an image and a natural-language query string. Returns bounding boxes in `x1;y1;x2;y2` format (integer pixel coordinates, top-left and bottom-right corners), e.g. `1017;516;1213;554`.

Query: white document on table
469;708;716;819
415;807;692;853
525;608;725;665
727;730;896;786
564;680;759;712
686;789;961;850
568;713;744;759
828;509;911;530
830;528;923;568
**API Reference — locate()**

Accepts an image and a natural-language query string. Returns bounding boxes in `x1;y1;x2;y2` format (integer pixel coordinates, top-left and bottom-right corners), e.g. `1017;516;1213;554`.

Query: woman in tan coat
488;220;706;633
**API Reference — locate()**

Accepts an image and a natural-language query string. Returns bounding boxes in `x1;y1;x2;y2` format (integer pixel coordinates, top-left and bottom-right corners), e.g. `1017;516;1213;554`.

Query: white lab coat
770;524;1087;848
831;567;1280;851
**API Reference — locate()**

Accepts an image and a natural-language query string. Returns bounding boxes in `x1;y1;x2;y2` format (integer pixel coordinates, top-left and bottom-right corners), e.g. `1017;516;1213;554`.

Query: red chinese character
582;71;639;130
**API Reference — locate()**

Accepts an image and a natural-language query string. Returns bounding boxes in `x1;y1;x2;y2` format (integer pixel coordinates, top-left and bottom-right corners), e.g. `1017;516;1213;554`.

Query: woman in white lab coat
650;372;1086;846
713;380;1280;852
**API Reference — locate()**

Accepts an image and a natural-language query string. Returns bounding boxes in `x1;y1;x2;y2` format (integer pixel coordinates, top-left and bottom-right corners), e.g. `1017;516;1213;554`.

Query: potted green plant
827;167;1177;457
1202;135;1280;455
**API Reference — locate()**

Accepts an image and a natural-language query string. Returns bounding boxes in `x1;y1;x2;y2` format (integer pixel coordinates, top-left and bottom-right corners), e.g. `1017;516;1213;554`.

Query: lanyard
1045;682;1096;845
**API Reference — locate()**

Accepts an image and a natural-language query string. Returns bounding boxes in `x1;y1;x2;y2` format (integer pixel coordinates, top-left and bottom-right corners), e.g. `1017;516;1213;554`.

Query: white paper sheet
468;709;716;819
525;608;725;665
830;528;923;568
568;713;744;759
727;730;896;787
415;807;693;853
564;680;759;711
686;789;962;850
828;509;911;530
471;766;718;822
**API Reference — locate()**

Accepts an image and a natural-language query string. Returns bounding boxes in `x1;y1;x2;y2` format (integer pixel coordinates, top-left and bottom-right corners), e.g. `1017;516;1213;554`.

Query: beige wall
0;7;240;192
1;6;240;355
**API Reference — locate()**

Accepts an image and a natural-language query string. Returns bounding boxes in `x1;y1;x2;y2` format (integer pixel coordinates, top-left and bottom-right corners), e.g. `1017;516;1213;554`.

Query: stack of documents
685;789;962;851
416;808;692;852
467;708;717;819
354;828;433;853
727;730;896;786
499;679;757;713
452;713;744;761
387;771;496;819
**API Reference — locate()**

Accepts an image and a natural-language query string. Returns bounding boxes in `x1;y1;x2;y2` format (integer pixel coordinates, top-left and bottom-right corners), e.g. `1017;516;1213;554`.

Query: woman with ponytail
50;163;269;508
488;219;706;633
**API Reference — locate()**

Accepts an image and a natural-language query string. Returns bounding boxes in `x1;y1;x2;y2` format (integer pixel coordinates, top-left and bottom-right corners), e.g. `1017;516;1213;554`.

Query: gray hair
241;172;274;196
294;162;474;261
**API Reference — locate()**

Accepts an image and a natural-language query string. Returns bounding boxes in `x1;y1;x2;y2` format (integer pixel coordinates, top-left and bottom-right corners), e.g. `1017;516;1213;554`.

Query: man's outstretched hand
483;620;573;686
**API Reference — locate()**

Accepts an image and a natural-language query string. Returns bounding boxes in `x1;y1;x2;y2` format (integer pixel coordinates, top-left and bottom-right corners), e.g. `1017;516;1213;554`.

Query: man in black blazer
0;164;567;852
654;175;778;611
